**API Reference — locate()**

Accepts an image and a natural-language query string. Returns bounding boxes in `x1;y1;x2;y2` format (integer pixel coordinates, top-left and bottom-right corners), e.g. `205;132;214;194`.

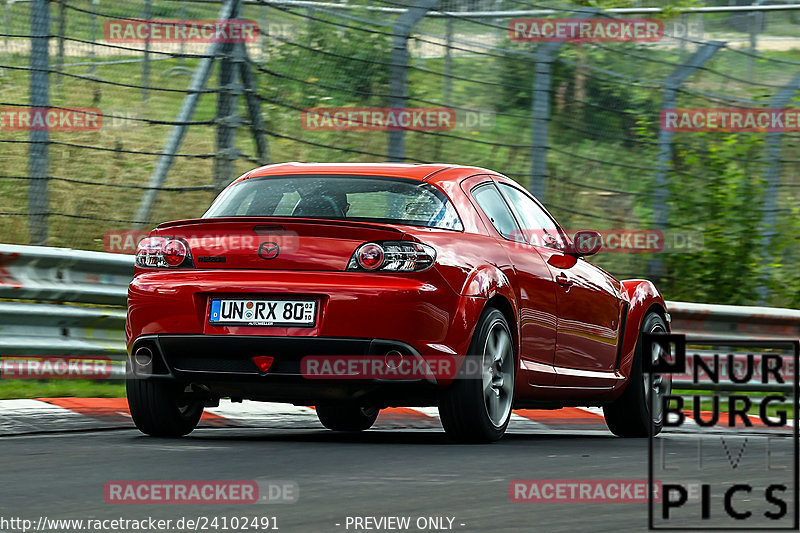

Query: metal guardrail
0;244;132;366
666;301;799;393
667;300;800;342
0;245;797;389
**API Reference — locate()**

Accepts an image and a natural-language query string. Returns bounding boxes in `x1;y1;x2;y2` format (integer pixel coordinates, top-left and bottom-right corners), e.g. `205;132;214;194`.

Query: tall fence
1;0;799;307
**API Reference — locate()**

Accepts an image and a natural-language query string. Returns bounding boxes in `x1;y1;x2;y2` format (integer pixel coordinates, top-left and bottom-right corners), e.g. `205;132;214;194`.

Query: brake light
136;237;193;268
347;241;436;272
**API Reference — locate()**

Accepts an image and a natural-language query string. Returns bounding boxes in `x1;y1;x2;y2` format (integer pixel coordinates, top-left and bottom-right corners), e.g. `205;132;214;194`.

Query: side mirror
569;230;603;257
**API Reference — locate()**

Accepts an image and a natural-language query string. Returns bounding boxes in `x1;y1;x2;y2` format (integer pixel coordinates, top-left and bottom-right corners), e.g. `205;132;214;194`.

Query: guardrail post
648;41;724;282
756;72;800;304
28;0;50;245
388;0;440;162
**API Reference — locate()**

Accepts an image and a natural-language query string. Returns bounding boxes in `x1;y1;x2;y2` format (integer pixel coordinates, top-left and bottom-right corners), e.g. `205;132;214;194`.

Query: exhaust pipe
384;349;405;370
134;346;153;367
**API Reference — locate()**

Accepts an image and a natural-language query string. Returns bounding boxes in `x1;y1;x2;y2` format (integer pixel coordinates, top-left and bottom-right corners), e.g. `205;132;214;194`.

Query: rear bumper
127;269;485;359
128;334;443;406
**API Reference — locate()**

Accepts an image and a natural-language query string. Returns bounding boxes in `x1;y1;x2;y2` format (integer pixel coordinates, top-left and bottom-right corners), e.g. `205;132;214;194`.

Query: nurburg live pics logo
645;334;799;530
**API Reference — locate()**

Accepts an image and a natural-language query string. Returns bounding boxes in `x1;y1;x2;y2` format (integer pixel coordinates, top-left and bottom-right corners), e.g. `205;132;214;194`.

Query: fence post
142;0;151;101
214;0;243;193
3;1;7;66
28;0;50;245
756;72;800;304
261;3;268;60
648;42;724;282
443;16;452;106
747;9;763;81
134;0;237;225
89;0;98;75
237;41;270;165
528;41;561;202
177;2;186;69
388;0;440;162
55;0;65;87
528;9;595;201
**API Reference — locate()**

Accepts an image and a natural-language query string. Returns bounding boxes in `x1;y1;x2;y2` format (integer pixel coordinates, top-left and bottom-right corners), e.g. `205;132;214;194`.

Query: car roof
238;162;497;184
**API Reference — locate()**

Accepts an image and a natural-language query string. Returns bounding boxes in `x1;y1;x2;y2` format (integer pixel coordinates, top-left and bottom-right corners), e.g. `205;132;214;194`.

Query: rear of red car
126;171;481;436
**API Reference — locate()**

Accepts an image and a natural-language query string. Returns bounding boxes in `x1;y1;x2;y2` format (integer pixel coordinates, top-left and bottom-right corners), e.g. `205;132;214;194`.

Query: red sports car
126;163;671;442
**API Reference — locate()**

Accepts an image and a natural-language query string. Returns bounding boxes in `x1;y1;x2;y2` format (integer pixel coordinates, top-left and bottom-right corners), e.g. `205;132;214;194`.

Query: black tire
603;312;670;437
316;403;379;431
438;308;515;443
126;378;204;437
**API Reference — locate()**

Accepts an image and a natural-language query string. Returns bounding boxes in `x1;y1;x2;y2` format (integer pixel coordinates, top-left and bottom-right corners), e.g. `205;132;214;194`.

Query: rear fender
438;266;519;385
618;279;668;378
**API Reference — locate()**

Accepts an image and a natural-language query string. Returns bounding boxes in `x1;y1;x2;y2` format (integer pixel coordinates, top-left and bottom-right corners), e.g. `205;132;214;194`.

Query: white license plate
209;299;316;326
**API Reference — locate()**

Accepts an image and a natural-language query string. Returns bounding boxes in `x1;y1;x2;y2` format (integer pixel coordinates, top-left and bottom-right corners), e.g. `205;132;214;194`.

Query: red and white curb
0;398;790;436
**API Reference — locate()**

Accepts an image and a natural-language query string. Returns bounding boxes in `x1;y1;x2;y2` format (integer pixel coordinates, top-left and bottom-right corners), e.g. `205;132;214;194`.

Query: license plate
209;299;316;327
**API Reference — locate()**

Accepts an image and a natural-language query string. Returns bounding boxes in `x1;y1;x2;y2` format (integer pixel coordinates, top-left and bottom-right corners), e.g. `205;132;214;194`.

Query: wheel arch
618;279;668;379
485;293;518;358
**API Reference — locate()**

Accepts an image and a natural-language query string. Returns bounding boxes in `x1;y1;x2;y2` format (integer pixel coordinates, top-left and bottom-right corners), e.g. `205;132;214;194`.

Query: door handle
555;273;573;287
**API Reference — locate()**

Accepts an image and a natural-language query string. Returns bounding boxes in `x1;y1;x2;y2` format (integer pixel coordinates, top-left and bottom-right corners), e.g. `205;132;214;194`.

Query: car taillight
162;239;187;266
136;237;193;268
347;241;436;272
356;243;384;271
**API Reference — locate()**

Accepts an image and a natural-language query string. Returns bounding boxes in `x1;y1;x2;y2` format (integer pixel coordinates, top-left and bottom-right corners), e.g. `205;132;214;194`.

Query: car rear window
204;175;463;231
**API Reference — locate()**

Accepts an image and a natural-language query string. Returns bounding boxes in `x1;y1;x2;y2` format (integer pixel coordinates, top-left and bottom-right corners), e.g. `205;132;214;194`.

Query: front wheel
126;378;204;437
603;312;671;437
316;403;379;431
438;308;515;443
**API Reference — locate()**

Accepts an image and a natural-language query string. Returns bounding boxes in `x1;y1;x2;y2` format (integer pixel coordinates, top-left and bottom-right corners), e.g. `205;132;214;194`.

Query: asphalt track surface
0;401;796;533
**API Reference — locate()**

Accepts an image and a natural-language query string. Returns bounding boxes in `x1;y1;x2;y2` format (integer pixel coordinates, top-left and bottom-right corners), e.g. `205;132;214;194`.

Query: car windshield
203;175;463;231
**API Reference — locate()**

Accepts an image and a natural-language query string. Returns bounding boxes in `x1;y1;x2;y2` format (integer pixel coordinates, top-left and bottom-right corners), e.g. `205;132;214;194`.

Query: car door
494;180;625;388
465;178;558;386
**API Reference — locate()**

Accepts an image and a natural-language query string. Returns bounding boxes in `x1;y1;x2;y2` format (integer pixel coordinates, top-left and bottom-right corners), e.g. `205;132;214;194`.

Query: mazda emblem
258;241;280;260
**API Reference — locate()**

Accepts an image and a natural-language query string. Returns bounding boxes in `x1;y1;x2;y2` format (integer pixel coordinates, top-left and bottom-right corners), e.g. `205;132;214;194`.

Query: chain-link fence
1;0;799;306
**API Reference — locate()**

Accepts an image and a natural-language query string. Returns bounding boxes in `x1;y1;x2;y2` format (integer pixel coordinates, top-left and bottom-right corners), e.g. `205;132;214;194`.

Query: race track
0;400;795;532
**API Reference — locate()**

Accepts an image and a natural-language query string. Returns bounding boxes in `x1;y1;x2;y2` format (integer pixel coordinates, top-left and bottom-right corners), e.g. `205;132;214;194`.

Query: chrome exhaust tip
133;346;153;367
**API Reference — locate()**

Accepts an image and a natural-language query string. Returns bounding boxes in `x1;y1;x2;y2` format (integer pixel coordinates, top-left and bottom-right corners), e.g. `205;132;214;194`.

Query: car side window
471;183;523;241
498;183;566;250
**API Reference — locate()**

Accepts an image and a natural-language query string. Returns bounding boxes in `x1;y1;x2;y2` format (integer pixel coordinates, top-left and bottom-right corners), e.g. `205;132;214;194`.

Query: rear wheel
438;308;515;443
126;378;204;437
316;403;379;431
603;312;671;437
